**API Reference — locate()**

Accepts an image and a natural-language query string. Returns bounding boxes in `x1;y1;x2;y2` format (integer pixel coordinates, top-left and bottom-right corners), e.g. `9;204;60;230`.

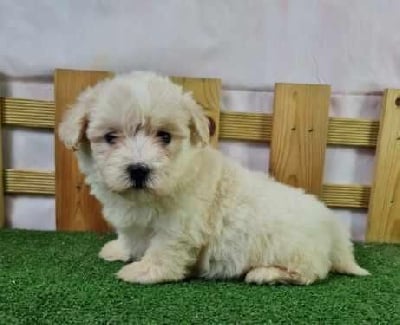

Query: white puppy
58;71;369;285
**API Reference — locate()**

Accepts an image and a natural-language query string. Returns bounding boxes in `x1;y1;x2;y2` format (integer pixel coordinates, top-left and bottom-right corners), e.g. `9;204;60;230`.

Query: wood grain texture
0;103;4;228
170;77;221;147
269;83;331;196
1;97;55;128
55;69;112;232
322;184;370;209
4;169;54;195
327;117;378;147
220;112;378;147
219;111;273;143
1;97;379;147
3;169;370;209
366;89;400;243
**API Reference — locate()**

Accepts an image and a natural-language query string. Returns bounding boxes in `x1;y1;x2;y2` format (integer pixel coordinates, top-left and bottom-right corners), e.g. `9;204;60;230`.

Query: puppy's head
58;72;210;194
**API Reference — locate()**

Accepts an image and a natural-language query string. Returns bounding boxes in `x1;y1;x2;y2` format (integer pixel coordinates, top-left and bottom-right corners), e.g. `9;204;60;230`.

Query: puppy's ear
58;84;101;151
184;94;210;146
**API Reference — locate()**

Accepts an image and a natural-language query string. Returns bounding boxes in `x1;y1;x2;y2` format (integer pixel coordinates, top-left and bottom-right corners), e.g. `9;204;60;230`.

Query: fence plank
1;97;54;128
170;77;221;147
55;69;112;232
269;83;331;196
1;97;379;147
3;169;370;209
366;89;400;243
4;170;55;195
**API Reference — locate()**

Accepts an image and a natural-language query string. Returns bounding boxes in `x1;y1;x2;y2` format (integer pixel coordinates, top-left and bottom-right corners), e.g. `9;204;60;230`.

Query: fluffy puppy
58;71;369;285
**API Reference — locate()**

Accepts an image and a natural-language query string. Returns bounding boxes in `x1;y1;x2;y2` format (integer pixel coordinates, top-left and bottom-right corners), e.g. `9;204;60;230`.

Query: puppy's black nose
127;164;150;189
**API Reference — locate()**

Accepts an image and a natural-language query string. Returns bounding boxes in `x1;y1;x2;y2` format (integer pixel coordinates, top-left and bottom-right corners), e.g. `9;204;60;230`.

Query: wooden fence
1;69;399;243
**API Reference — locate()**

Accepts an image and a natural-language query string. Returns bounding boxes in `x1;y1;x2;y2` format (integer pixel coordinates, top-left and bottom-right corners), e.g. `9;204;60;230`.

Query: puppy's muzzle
127;164;151;189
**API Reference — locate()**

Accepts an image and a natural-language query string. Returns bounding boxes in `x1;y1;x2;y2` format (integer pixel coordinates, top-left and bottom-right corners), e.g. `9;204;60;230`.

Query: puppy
58;71;369;285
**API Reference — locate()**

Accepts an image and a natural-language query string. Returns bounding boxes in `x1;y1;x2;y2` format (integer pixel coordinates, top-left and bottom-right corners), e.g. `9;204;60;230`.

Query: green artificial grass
1;230;400;324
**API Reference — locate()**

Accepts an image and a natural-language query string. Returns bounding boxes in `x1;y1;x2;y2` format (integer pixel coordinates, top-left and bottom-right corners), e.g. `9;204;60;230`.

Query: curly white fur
58;71;369;285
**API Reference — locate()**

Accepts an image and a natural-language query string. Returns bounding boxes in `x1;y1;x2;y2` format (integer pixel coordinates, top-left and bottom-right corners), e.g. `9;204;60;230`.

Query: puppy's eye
156;131;171;144
104;132;118;144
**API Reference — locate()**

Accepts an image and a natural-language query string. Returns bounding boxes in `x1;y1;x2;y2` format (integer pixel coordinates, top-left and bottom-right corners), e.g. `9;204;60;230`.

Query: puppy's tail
330;224;370;276
332;257;370;276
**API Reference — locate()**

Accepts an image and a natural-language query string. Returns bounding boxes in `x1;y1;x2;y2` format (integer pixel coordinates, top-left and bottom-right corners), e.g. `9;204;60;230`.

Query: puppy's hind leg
245;266;318;285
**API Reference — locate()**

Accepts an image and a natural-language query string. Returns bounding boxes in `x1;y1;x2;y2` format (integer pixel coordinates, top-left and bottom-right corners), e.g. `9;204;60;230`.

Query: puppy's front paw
99;240;130;262
116;261;184;284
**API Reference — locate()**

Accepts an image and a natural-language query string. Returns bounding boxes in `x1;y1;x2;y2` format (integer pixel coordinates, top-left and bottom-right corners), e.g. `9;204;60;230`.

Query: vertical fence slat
366;89;400;243
170;77;221;147
269;83;331;196
55;69;113;232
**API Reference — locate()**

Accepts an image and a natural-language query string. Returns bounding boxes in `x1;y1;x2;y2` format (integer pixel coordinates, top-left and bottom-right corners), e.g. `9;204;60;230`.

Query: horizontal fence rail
3;169;369;209
2;97;379;147
4;170;55;195
1;97;55;129
1;96;373;209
